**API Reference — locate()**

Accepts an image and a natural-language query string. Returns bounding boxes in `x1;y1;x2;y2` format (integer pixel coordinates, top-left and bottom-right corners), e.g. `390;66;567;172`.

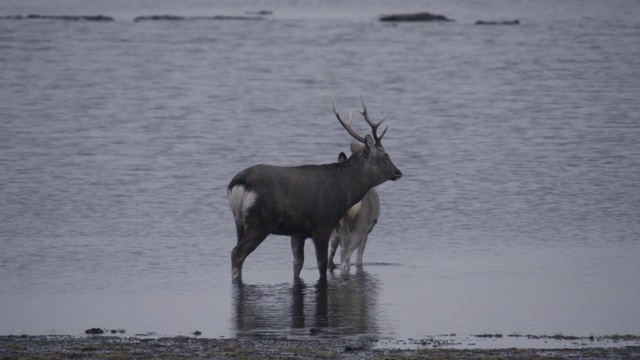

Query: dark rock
84;328;104;335
345;343;367;352
380;12;453;22
475;19;520;25
83;15;113;22
134;15;184;22
134;15;263;22
26;14;113;21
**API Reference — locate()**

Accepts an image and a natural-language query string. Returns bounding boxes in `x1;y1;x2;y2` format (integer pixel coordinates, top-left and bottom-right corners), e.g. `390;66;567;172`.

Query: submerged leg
355;234;368;266
339;244;354;273
291;235;306;279
339;235;363;273
312;230;332;279
328;229;340;271
231;226;269;283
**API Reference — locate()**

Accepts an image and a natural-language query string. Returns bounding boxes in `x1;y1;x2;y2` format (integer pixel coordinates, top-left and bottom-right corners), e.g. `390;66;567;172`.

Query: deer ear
338;152;347;162
363;134;375;157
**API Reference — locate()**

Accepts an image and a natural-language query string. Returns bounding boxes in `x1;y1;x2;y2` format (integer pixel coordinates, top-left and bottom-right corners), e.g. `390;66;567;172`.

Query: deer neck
340;156;377;208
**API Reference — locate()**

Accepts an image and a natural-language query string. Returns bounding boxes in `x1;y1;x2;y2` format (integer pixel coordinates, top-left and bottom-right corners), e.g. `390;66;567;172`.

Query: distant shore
2;335;640;359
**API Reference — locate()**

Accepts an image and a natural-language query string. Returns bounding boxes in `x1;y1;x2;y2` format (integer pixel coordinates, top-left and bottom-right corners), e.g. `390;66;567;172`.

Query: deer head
332;96;402;183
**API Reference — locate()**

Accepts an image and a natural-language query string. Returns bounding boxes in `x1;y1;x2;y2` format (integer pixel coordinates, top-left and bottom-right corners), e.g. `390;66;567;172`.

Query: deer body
227;98;401;282
328;188;380;272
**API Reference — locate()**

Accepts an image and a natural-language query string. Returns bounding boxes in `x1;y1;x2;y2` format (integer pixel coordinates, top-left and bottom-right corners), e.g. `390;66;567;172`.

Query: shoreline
2;335;640;359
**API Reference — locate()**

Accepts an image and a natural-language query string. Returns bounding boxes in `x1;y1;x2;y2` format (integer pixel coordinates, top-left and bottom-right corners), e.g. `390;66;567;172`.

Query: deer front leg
312;230;331;279
291;235;306;279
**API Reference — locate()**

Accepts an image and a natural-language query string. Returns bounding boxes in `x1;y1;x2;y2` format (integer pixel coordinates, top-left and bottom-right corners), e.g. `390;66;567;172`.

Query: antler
333;96;389;144
333;97;366;143
359;96;388;143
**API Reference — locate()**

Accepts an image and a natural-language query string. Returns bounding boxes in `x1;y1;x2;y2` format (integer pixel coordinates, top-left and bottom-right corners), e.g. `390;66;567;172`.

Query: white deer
328;145;380;273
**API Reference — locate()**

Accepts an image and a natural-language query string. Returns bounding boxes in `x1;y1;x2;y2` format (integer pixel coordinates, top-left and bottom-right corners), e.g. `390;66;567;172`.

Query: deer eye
384;154;390;161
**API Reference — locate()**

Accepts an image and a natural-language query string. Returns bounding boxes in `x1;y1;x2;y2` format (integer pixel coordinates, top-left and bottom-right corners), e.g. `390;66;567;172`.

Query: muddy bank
2;335;640;359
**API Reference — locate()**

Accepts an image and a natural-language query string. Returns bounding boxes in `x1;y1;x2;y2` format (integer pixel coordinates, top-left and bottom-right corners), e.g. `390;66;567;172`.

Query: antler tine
359;96;386;143
378;112;388;141
378;124;389;141
332;97;366;143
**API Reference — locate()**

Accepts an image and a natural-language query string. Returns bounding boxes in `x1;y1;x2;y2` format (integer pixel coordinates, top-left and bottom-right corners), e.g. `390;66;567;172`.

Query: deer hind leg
339;236;360;273
328;229;340;271
355;234;368;266
291;235;306;279
231;225;268;283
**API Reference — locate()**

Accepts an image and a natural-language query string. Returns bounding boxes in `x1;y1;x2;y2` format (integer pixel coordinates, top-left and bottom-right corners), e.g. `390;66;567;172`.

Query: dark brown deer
227;97;401;282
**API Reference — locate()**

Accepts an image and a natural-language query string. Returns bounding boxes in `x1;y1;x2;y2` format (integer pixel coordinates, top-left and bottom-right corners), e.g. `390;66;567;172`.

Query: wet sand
2;335;639;359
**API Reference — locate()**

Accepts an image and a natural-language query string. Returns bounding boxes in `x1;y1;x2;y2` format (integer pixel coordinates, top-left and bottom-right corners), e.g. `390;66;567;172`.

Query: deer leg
312;231;331;279
328;229;340;271
231;227;268;282
234;222;244;245
355;234;368;266
339;237;359;273
291;235;306;279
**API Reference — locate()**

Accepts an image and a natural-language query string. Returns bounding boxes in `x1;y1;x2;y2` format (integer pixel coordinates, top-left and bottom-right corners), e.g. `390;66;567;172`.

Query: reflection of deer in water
325;269;380;335
328;146;380;273
232;269;380;337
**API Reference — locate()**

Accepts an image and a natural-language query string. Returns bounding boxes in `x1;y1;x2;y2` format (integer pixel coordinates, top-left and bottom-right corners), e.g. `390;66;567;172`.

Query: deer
328;146;380;273
227;97;401;283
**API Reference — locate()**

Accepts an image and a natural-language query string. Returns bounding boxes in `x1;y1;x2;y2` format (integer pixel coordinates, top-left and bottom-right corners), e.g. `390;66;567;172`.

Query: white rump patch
227;185;257;221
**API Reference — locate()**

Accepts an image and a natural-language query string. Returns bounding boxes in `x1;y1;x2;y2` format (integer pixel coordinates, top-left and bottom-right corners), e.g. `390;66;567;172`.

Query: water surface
1;0;639;342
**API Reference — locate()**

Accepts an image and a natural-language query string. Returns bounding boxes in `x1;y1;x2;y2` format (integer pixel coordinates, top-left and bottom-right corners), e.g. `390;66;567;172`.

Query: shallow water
1;0;640;342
